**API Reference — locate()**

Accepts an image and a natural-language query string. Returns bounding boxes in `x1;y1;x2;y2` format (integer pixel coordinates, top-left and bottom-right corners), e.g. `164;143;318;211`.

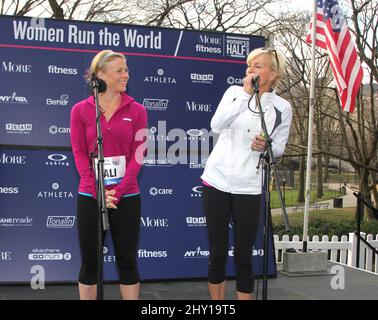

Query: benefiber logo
1;61;32;73
225;36;249;58
48;65;78;75
184;246;209;258
46;94;69;106
143;98;169;111
5;123;32;134
0;92;28;104
141;217;169;228
0;216;33;227
46;216;75;228
49;125;70;134
138;249;168;258
185;101;212;113
191;186;203;198
46;154;69;167
0;186;19;194
0;153;26;165
227;76;243;85
149;187;173;196
28;249;71;261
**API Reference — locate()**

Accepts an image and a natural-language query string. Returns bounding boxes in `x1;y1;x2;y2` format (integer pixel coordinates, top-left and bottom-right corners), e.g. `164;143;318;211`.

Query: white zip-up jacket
201;85;292;194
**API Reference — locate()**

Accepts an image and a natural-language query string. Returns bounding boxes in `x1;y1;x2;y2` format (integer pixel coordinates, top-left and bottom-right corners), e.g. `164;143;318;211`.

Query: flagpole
303;0;318;252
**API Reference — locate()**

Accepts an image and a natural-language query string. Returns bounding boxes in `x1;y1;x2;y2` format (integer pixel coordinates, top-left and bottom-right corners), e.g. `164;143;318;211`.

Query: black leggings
77;194;141;285
202;186;261;293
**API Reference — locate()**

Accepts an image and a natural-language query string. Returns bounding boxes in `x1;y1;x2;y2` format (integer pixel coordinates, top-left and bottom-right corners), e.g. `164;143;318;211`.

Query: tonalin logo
149;187;173;196
144;68;177;85
48;65;78;75
184;246;209;258
225;36;249;58
195;34;222;54
45;154;69;167
37;182;74;199
0;153;26;165
28;249;72;261
143;98;169;111
0;216;33;227
227;76;243;85
1;61;32;73
46;216;75;228
5;123;32;134
0;92;29;104
46;94;69;106
49;125;70;135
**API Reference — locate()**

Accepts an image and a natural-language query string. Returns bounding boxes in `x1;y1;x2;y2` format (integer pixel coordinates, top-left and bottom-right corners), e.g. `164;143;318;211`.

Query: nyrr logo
190;186;203;198
45;154;69;167
225;36;249;59
46;94;69;106
149;187;173;196
144;68;177;85
1;61;32;73
184;246;209;258
46;216;75;228
49;125;70;135
0;92;29;104
227;76;243;85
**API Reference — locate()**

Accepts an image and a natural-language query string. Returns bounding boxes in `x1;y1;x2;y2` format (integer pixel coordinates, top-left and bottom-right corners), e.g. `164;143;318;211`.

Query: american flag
306;0;363;112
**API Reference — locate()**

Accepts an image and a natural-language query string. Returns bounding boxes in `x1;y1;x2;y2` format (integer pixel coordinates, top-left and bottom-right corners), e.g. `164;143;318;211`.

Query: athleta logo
37;183;73;199
144;69;176;84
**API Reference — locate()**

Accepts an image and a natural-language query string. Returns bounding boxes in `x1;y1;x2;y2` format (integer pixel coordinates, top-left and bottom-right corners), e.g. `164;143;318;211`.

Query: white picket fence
274;232;378;273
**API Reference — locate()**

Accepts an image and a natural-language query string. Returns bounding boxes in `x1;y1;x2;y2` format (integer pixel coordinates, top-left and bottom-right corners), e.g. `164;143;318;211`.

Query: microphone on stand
91;73;107;93
251;74;260;86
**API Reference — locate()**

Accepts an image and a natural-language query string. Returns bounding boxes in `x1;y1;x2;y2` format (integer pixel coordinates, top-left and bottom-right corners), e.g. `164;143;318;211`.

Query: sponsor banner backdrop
0;16;276;282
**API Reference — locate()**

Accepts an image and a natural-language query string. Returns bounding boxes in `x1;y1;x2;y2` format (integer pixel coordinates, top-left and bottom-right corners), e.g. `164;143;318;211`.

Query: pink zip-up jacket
70;92;148;204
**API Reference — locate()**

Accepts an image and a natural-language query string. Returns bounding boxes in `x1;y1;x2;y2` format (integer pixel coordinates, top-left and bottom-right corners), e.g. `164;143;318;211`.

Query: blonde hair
247;47;285;87
90;50;126;75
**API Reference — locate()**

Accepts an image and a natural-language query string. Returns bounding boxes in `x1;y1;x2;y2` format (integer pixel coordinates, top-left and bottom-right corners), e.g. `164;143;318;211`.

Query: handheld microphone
251;75;260;86
91;73;107;93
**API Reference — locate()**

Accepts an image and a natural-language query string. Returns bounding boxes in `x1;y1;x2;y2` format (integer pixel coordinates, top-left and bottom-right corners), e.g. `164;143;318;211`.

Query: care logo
149;187;173;196
227;76;243;85
49;125;70;135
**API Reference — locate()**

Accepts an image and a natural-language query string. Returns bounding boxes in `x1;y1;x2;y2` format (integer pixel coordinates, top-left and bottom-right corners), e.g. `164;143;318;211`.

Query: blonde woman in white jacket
201;47;292;300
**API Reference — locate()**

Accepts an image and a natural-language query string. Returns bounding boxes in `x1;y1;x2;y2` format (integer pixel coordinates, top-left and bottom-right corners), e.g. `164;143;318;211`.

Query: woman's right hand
105;189;118;209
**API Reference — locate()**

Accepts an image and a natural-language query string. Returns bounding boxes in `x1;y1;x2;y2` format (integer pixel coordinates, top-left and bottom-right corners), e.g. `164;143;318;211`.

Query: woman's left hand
105;189;118;209
251;133;267;152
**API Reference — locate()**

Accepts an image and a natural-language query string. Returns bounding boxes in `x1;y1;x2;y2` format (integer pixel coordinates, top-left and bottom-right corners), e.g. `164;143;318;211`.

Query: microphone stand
252;81;292;301
90;75;110;300
351;191;378;268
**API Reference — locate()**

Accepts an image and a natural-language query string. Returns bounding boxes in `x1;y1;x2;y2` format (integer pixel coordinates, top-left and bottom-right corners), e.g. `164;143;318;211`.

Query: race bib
94;155;126;186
